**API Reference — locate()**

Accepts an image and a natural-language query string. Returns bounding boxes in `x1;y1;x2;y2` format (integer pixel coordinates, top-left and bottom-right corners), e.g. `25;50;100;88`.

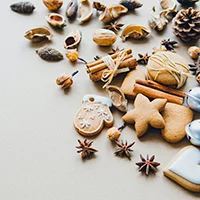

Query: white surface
0;0;200;200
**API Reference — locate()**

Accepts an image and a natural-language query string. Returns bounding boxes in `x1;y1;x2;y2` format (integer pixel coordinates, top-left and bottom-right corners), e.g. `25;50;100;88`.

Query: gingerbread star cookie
122;94;167;137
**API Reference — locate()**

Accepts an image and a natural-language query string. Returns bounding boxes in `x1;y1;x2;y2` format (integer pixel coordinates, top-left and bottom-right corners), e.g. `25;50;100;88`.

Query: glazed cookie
161;103;194;143
122;94;167;137
121;69;146;99
164;146;200;192
74;94;114;137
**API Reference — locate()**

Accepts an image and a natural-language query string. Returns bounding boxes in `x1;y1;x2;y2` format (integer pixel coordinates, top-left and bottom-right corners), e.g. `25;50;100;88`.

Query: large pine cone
177;0;199;5
172;7;200;42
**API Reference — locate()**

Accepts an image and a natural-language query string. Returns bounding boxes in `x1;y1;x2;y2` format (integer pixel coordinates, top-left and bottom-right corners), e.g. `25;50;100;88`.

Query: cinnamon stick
89;57;137;82
86;49;132;68
135;80;186;98
87;54;133;74
133;83;183;105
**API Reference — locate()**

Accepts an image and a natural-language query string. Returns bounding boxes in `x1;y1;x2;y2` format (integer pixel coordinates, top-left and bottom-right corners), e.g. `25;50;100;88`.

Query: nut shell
46;13;66;28
93;29;117;46
24;27;53;42
42;0;63;11
121;25;150;41
99;5;128;23
64;30;82;49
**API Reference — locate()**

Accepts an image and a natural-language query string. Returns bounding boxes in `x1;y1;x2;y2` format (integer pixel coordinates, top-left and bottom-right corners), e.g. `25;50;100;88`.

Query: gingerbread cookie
161;103;193;143
121;69;146;99
74;94;114;137
164;146;200;192
122;94;167;137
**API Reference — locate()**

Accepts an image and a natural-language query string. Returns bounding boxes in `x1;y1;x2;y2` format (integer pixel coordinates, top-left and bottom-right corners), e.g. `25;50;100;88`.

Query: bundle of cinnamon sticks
133;79;186;105
86;49;137;82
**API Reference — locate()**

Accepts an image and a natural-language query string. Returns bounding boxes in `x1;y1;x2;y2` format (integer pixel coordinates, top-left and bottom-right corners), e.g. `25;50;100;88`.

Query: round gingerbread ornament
74;94;114;137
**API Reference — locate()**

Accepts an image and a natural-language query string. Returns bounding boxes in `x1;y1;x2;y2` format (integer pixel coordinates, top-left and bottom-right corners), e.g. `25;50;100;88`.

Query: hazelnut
188;46;200;59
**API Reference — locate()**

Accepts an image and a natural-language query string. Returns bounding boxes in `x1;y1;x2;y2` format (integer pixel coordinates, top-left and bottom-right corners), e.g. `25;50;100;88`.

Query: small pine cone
172;7;200;42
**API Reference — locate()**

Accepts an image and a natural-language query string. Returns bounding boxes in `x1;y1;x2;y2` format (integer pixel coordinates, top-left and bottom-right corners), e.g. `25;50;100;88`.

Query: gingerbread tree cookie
122;94;167;137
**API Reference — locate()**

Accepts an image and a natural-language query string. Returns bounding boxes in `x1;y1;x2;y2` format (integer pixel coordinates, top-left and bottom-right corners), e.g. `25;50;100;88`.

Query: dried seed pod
10;1;35;13
77;0;93;24
160;0;176;9
24;27;53;42
64;30;82;49
93;29;117;46
106;85;128;112
66;49;79;62
119;0;143;11
46;13;66;28
36;46;63;61
107;127;121;141
66;0;78;18
56;71;79;89
99;5;128;23
149;10;168;31
93;1;106;11
42;0;63;11
121;25;150;41
188;46;200;60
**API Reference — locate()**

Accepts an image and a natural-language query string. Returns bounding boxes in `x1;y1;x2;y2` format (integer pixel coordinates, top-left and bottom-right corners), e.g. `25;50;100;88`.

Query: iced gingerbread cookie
74;94;114;137
164;146;200;192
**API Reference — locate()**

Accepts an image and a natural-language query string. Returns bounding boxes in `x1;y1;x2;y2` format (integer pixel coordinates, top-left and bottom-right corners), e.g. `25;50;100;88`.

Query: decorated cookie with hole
74;94;114;137
164;146;200;192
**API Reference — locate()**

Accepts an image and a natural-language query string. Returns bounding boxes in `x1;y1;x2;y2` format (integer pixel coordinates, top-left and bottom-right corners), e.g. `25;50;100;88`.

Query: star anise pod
189;53;200;84
108;46;124;55
137;53;150;65
103;21;124;33
136;154;160;176
114;140;135;160
161;39;178;51
76;139;98;159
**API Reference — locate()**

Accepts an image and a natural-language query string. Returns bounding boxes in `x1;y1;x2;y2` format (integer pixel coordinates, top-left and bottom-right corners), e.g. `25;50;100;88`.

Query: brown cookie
122;94;167;137
161;103;193;143
121;69;146;99
74;94;114;137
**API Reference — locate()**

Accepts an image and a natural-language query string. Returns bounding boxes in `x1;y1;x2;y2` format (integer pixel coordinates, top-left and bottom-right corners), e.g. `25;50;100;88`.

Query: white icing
90;114;95;120
80;120;90;128
84;105;93;112
78;114;83;120
82;94;112;107
169;148;200;184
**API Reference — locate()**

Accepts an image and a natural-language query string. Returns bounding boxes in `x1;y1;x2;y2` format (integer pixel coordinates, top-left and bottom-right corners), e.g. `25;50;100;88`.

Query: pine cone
172;7;200;42
177;0;199;6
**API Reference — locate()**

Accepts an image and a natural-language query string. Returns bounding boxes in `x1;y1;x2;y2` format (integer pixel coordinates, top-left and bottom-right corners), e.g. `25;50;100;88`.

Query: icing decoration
80;120;91;128
82;94;112;107
90;114;95;120
84;105;93;112
169;147;200;184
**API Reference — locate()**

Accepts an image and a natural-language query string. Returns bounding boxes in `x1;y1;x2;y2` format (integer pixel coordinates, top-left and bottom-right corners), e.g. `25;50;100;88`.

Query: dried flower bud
107;127;121;141
188;46;200;60
66;49;79;62
56;71;78;89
